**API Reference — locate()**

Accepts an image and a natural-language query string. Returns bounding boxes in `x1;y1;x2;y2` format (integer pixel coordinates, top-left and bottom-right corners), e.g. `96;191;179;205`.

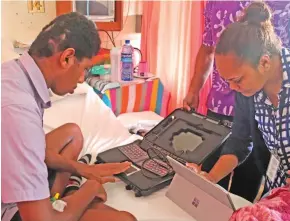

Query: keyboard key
119;144;149;163
143;159;171;177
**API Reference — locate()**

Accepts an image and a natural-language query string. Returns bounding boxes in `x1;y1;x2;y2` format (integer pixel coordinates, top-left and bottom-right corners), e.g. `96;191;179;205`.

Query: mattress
43;86;252;221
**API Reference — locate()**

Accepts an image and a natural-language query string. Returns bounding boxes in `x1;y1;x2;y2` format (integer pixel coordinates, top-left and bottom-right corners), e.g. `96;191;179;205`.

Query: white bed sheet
44;87;141;160
43;87;252;221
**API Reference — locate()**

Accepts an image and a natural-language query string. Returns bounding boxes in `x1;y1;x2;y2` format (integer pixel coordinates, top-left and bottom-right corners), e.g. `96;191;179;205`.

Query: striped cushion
95;79;170;117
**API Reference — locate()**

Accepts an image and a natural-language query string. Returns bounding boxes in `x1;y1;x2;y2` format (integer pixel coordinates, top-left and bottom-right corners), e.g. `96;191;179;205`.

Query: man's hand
186;163;217;183
78;162;131;183
183;91;199;111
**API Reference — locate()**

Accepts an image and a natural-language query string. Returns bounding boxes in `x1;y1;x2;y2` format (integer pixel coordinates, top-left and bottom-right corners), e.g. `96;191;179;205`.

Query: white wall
124;0;142;16
1;0;142;59
100;1;142;49
1;0;56;43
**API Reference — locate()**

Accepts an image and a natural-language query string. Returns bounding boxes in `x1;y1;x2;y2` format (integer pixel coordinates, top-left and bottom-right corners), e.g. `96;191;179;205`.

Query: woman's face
216;53;269;97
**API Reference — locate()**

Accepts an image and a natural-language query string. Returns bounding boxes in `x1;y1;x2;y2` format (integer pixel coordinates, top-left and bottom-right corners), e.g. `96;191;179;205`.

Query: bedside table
88;77;170;117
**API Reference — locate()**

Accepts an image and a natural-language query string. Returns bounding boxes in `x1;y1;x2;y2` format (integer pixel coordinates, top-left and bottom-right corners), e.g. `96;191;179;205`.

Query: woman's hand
286;170;290;185
186;163;201;173
186;163;217;183
78;162;131;184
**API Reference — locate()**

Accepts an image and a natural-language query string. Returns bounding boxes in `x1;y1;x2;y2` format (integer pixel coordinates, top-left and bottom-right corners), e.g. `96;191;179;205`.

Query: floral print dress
203;1;290;116
230;185;290;221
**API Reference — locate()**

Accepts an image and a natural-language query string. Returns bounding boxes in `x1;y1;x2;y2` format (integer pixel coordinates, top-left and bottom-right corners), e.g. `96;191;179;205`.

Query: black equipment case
97;109;231;197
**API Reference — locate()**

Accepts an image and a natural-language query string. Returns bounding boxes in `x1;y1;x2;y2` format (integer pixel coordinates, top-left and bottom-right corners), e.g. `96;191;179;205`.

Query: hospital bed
44;84;252;221
0;38;251;220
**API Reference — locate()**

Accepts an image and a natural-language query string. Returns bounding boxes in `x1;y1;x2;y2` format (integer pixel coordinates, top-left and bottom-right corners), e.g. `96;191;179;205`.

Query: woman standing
188;1;290;198
184;1;290;202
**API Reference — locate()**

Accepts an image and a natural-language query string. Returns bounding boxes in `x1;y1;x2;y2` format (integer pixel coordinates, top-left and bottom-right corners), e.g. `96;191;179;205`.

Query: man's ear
258;55;271;74
60;48;76;68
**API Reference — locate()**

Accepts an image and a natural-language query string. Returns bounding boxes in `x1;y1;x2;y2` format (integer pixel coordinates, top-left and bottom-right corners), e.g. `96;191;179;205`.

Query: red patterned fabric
230;186;290;221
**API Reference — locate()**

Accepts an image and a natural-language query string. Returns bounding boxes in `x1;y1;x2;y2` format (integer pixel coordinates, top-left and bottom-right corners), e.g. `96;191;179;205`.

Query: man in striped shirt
2;12;135;221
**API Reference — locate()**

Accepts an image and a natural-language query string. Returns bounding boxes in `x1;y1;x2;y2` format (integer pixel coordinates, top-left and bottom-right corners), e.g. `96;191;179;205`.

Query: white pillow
50;83;91;103
1;38;19;63
44;87;137;160
117;111;163;128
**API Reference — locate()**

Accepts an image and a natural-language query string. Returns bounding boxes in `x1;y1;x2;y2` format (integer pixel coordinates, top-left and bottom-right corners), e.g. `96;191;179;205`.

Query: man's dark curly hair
29;12;101;60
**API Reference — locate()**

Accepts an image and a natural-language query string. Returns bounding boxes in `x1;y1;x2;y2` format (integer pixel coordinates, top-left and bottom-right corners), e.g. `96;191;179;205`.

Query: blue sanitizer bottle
121;40;134;81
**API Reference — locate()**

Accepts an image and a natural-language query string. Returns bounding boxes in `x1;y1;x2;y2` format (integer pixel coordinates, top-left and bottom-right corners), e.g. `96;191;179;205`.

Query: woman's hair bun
240;2;272;25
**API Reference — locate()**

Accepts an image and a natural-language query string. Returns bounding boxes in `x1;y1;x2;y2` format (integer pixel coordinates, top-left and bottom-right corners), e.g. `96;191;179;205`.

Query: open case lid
141;109;231;165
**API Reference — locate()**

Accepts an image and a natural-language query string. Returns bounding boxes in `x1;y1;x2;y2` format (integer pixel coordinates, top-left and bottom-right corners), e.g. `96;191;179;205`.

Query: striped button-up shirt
254;48;290;189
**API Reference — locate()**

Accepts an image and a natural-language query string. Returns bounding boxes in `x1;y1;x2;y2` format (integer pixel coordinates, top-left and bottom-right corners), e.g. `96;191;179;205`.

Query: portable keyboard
118;143;183;177
119;143;148;166
97;108;232;197
142;159;172;177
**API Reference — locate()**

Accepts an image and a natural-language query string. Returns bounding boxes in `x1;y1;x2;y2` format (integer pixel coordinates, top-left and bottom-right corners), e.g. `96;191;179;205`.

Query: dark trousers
202;110;263;202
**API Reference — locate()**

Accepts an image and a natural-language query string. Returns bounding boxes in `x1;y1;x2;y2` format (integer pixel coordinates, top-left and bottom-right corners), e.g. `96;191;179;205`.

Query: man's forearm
209;155;239;183
18;181;99;221
53;181;98;221
188;44;215;93
45;149;85;175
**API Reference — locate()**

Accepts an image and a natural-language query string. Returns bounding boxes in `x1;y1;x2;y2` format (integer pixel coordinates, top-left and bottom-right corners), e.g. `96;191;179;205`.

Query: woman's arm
208;93;253;183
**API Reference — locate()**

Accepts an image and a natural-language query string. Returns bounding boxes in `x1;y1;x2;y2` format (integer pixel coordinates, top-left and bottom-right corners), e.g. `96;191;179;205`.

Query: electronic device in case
97;108;231;197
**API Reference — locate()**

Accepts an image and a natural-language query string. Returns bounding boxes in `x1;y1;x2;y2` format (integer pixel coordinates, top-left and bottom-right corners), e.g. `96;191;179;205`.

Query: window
56;0;123;31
